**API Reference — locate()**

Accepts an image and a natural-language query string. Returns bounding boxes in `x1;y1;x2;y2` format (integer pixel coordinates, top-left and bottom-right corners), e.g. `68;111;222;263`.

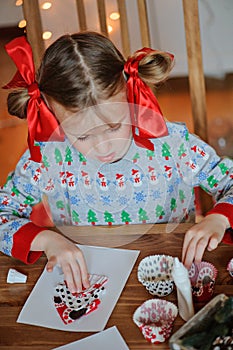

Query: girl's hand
182;214;230;269
31;230;90;293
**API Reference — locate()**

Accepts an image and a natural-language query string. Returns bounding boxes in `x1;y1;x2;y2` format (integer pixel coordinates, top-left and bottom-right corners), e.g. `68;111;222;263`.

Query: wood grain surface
0;223;233;349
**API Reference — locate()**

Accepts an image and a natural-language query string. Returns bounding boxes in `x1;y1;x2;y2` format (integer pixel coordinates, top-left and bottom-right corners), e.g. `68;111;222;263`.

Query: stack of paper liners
169;294;233;350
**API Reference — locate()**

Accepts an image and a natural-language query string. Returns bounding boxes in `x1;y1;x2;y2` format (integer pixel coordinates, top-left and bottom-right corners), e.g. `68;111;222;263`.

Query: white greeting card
17;244;139;331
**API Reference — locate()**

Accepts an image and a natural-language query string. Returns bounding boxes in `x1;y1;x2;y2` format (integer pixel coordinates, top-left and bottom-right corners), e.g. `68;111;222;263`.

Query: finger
182;230;197;268
193;237;208;263
75;250;90;289
182;240;197;269
46;256;57;272
207;236;219;251
61;262;82;293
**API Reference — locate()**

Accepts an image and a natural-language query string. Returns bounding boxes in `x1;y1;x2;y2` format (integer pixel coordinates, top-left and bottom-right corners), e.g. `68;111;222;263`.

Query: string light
43;31;52;40
109;12;120;20
15;0;23;6
41;2;52;10
18;19;26;28
108;25;113;33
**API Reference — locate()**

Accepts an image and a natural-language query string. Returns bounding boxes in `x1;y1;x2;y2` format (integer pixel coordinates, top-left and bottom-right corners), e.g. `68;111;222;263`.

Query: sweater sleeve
0;151;46;263
186;132;233;229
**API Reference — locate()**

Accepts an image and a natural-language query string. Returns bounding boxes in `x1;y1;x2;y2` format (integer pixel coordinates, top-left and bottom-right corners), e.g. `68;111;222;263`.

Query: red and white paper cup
188;261;218;303
133;299;178;344
137;254;174;297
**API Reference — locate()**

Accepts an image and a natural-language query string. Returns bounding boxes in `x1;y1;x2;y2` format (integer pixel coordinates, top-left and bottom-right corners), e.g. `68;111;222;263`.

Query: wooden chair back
22;0;210;214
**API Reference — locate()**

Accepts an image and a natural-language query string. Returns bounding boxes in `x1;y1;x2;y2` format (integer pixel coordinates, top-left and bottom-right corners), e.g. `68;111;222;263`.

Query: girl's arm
0;151;89;292
0;151;45;262
181;130;233;267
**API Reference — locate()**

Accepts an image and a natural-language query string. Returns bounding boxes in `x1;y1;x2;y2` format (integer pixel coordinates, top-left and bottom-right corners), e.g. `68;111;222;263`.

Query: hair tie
3;36;64;163
124;47;174;151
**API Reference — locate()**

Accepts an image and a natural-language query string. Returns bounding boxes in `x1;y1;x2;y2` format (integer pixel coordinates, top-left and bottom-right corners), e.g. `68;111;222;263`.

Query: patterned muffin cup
133;299;178;344
188;261;218;303
137;254;174;297
227;258;233;277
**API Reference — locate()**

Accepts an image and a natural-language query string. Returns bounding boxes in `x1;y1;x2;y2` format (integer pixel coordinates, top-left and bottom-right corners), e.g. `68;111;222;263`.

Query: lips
97;152;116;163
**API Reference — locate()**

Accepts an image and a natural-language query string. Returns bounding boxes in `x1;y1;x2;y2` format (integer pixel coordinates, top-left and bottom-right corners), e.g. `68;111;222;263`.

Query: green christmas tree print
56;200;65;210
65;147;73;165
133;152;140;163
79;153;87;165
179;189;186;203
87;209;98;225
138;208;149;223
121;210;132;224
4;174;13;187
207;175;218;188
72;210;80;224
24;195;34;205
162;142;171;160
42;155;50;169
155;205;165;219
55;148;62;165
218;163;229;175
11;186;20;197
104;211;115;225
146;150;155;160
170;198;177;212
178;143;187;158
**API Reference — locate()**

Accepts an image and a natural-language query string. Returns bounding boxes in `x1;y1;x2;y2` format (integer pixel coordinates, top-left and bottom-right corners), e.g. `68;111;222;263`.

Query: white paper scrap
52;326;129;350
7;268;27;283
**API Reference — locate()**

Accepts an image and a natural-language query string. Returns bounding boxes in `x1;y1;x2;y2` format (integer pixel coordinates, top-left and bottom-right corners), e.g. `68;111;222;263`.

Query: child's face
53;91;132;163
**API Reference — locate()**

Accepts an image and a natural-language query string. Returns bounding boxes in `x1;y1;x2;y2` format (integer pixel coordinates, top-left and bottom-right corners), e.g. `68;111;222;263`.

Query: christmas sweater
0;122;232;263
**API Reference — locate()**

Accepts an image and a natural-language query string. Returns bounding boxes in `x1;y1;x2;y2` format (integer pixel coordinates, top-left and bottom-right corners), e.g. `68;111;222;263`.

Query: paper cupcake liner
137;254;174;297
133;299;178;344
53;274;108;324
227;258;233;277
188;261;218;303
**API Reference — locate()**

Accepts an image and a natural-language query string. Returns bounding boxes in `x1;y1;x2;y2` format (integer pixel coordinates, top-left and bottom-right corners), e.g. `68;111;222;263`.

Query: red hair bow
124;48;174;151
3;36;64;163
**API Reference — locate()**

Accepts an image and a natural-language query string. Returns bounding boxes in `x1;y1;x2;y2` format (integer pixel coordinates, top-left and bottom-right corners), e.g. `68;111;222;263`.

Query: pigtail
133;50;174;86
7;88;29;119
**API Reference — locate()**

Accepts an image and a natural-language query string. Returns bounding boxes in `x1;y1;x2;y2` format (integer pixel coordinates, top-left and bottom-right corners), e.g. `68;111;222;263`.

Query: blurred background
0;0;233;186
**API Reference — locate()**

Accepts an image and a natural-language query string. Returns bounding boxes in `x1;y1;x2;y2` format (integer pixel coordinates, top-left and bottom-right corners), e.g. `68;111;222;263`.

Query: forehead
62;93;129;133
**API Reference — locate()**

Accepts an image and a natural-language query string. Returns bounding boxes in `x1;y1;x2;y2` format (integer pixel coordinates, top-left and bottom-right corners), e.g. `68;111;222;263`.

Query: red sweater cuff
206;203;233;245
12;222;45;264
206;202;233;228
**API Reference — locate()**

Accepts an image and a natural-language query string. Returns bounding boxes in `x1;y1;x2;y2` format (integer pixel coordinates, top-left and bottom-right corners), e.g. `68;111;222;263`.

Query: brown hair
7;31;174;119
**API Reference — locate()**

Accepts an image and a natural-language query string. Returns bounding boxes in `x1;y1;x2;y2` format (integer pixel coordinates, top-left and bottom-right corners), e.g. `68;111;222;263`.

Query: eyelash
76;124;122;142
76;135;89;142
108;123;121;132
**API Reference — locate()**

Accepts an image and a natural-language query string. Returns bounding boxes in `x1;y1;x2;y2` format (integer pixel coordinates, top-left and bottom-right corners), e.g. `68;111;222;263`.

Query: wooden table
0;223;233;349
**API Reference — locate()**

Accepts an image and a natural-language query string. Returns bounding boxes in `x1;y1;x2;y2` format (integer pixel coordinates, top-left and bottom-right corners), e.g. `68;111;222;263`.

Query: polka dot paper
137;254;174;297
53;274;108;324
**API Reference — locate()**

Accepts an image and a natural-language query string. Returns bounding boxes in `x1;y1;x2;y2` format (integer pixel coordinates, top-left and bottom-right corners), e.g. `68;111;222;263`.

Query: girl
1;32;232;293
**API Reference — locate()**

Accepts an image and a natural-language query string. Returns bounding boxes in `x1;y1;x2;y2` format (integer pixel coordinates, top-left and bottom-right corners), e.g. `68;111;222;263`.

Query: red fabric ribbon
124;48;174;151
3;36;64;163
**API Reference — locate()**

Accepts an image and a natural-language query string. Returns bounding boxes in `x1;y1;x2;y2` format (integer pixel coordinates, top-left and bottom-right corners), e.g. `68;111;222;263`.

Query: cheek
71;140;92;157
119;124;132;140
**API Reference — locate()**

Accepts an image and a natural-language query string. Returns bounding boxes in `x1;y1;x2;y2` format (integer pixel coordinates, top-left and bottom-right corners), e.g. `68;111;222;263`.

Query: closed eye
76;135;90;142
108;123;122;132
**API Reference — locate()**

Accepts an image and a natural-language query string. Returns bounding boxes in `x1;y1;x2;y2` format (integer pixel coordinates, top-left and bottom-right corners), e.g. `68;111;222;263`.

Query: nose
93;136;111;154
